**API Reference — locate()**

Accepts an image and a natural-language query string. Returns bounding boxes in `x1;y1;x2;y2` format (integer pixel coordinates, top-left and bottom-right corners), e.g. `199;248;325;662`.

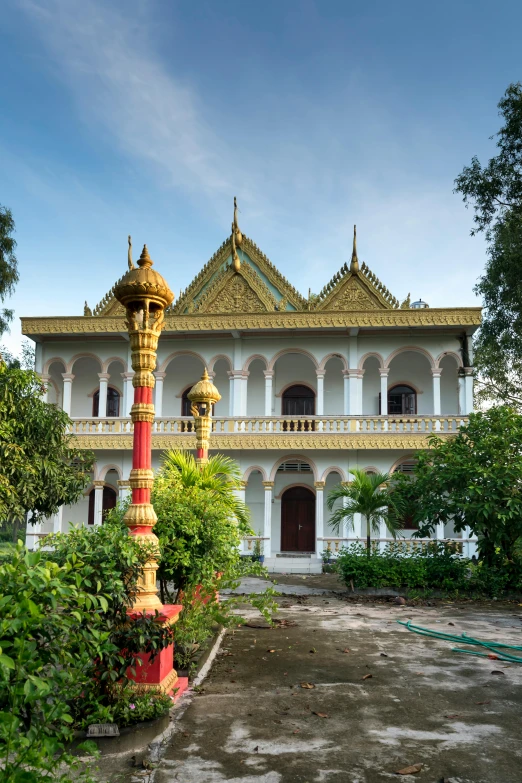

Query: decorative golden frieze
70;432;454;450
21;307;482;336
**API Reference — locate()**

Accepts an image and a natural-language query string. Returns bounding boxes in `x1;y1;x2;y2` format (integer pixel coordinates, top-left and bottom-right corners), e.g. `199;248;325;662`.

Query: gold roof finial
231;196;242;273
128;235;135;271
138;244;153;269
350;225;359;273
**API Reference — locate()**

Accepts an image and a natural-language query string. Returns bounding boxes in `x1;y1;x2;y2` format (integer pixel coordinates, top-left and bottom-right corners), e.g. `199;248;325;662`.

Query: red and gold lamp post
113;244;187;697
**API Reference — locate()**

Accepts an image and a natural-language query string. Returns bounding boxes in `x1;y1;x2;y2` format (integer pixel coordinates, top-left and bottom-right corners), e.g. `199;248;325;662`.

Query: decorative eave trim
70;432;458;450
21;307;482;336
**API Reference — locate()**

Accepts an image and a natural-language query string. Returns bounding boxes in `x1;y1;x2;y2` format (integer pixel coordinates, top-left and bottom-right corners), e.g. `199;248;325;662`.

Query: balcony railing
68;415;468;435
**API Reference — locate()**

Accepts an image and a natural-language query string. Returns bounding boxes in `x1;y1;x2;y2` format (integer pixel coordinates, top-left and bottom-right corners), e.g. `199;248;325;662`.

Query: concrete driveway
155;594;522;783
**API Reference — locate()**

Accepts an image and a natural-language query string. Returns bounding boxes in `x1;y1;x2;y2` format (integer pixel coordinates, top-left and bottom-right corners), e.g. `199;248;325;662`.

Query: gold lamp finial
350;224;359;273
138;244;153;269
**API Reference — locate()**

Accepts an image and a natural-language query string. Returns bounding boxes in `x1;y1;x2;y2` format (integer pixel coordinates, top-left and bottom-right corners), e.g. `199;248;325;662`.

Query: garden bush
335;542;520;597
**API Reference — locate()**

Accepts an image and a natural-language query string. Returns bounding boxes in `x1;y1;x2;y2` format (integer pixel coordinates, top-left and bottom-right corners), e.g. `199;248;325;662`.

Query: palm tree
327;469;404;556
159;450;250;531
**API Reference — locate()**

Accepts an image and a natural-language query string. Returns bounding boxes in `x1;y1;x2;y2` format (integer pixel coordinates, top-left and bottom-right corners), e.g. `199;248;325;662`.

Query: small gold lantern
187;368;221;465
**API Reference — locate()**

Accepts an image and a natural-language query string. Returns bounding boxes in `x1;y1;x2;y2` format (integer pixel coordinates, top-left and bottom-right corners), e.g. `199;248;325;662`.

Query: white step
264;555;323;574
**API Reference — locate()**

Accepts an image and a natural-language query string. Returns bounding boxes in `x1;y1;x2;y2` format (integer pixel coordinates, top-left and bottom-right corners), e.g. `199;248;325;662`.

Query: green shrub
0;544;101;782
335;542;518;596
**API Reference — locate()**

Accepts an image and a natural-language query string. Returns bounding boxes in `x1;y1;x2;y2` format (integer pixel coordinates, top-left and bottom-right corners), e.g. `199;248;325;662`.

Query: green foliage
84;684;172;728
46;520;174;720
455;83;522;407
0;544;101;782
327;469;404;555
0;361;94;524
0;206;18;337
336;542;513;597
399;407;522;569
0;340;35;371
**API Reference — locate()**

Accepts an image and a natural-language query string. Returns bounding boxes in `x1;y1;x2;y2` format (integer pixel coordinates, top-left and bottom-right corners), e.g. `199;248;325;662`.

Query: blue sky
2;0;521;352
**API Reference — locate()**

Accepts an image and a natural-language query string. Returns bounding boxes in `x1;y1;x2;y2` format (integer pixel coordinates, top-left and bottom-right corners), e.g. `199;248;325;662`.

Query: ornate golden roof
113;245;174;311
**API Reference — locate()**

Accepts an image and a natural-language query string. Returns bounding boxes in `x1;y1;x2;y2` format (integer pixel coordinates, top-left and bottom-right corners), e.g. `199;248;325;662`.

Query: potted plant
322;543;333;568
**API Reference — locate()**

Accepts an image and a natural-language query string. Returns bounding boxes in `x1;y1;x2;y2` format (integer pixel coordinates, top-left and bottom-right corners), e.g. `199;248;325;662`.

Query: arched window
93;387;120;417
87;485;117;525
282;385;315;431
387;384;416;415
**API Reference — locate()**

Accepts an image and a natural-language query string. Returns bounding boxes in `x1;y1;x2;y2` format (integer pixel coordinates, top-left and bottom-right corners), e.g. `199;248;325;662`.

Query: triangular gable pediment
316;272;393;311
174;236;307;314
194;264;277;314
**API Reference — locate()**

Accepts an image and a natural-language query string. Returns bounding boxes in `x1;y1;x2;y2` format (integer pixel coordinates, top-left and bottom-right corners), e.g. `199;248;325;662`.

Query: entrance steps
264;553;323;574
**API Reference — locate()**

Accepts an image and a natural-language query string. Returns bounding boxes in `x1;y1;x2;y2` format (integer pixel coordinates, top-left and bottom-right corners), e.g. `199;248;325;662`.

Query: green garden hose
397;620;522;664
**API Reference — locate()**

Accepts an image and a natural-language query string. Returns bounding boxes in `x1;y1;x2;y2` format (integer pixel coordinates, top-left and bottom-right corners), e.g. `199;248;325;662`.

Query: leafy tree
0;206;18;338
0;361;94;525
454;83;522;407
327;469;404;556
403;406;522;568
0;339;35;370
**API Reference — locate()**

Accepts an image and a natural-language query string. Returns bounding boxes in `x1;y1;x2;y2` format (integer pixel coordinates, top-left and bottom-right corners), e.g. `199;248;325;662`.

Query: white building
22;219;480;572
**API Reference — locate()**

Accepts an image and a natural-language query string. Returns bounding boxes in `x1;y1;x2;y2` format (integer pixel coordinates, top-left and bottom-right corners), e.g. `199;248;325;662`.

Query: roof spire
231;196;242;272
128;235;135;271
350;225;359;273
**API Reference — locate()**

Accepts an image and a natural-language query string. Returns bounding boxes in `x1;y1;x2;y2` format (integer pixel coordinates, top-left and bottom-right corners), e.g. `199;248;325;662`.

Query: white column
315;481;325;557
154;372;166;418
436;521;445;540
26;513;41;550
347;370;363;415
264;371;273;416
432;369;442;416
464;369;474;414
379;518;387;553
61;373;75;416
343;371;350;415
97;373;110;417
316;372;324;416
262;481;274;557
117;480;131;502
379;368;389;416
40;374;51;403
230;372;247;417
52;506;63;534
464;525;478;558
122;372;134;417
93;481;104;526
235;481;247;553
228;371;235;416
458;372;466;416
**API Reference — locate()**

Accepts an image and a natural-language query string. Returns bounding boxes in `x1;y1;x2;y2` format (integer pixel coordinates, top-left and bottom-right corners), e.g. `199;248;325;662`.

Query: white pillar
228;371;235;416
436;521;445;540
343;371;350;415
61;373;74;416
379;518;387;553
52;506;63;534
432;369;442;416
458;372;466;416
264;371;273;417
379;369;389;416
122;372;134;417
97;373;110;417
26;513;41;550
235;481;247;553
262;481;274;557
40;374;51;403
117;480;131;502
93;481;104;526
315;481;325;557
154;372;166;418
464;525;478;558
316;372;324;416
229;372;247;417
347;370;363;415
464;369;474;414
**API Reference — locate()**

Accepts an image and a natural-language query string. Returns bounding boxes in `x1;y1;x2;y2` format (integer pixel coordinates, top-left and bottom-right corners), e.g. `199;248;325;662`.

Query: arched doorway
387;384;416;415
88;485;117;525
281;486;315;552
282;385;315;431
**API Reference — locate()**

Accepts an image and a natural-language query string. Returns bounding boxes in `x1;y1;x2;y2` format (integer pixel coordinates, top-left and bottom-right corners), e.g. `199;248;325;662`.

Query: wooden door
281;486;316;552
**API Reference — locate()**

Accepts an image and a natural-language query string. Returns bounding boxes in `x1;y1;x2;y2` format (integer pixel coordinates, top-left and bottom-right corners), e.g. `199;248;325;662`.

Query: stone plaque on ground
87;723;120;737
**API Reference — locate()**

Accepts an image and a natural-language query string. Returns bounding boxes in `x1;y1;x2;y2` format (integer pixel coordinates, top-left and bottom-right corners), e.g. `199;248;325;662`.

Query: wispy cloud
16;0;484;308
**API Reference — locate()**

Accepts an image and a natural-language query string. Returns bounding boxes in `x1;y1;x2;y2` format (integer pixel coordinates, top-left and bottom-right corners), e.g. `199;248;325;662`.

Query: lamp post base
126;604;187;699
